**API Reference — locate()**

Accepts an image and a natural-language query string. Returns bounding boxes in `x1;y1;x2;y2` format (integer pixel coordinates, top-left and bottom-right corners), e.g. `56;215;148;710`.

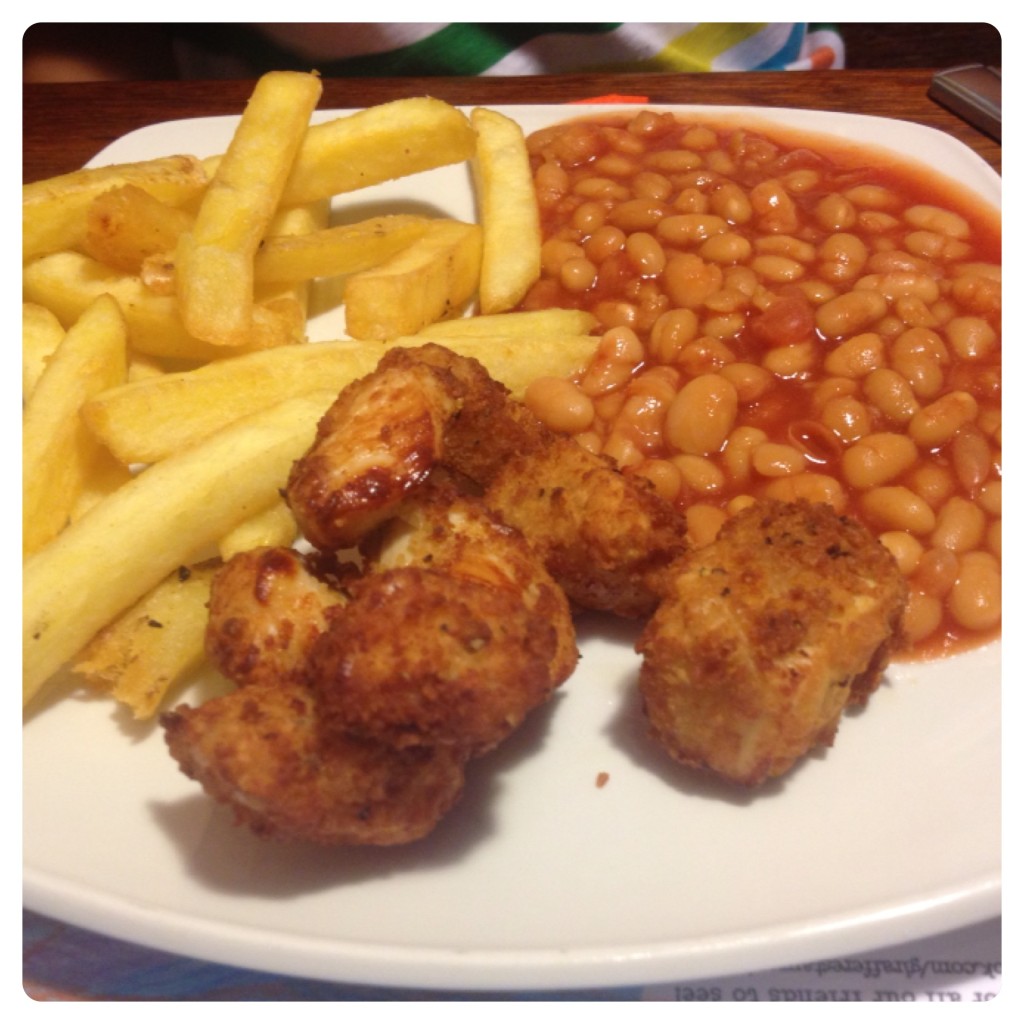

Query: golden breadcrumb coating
312;486;577;755
286;360;458;550
308;566;567;755
204;546;351;688
485;436;689;618
379;342;553;489
636;500;907;786
366;482;579;681
163;684;468;845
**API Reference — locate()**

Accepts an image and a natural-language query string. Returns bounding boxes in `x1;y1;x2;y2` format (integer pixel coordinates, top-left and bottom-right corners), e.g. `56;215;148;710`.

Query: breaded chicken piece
205;546;352;689
167;485;574;840
392;342;552;488
286;359;459;551
163;684;468;845
381;347;689;617
285;343;548;551
365;482;578;683
306;484;576;755
636;500;907;786
308;566;567;756
484;436;690;618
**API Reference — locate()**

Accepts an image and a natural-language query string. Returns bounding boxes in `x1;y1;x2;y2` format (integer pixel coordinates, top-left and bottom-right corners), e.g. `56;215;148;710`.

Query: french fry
343;220;483;340
70;447;134;523
470;107;542;314
23;252;300;360
219;498;298;561
175;71;323;347
82;341;385;465
22;302;66;399
255;199;331;337
22;294;127;556
254;294;307;349
71;559;222;720
141;199;334;307
83;329;601;465
23;155;207;263
82;183;194;273
391;333;601;399
127;351;168;382
281;97;476;206
416;308;598;340
254;215;432;285
23;389;338;709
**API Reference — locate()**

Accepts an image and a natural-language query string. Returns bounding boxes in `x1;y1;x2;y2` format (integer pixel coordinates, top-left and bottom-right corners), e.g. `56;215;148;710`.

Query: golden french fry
254;294;307;348
416;308;598;340
70;447;134;523
71;559;221;720
127;351;168;382
343;220;482;340
470;107;542;314
138;201;333;315
254;215;432;285
23;294;127;556
83;328;601;465
256;199;332;338
82;184;194;273
219;498;298;561
23;155;207;263
281;97;476;205
23;389;337;709
22;302;66;399
175;71;323;347
391;333;601;400
82;340;384;464
265;199;331;242
23;252;299;360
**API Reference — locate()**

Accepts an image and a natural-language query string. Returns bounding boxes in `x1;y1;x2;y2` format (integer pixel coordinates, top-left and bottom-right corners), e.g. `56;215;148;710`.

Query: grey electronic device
929;64;1001;141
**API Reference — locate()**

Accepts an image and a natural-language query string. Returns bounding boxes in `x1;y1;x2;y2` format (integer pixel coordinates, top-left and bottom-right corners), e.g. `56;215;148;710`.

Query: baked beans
519;110;1001;658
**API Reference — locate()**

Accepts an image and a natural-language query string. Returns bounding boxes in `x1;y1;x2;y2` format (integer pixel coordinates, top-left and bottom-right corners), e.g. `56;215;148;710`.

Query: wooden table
23;70;1000;183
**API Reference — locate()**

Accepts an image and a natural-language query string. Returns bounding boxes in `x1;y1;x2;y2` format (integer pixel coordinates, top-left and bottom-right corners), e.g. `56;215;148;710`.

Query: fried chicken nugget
167;547;467;845
366;482;578;682
308;566;566;756
311;484;576;755
636;500;907;786
205;546;352;688
163;684;468;845
286;358;459;551
381;346;689;617
484;437;690;618
387;342;551;488
285;343;548;551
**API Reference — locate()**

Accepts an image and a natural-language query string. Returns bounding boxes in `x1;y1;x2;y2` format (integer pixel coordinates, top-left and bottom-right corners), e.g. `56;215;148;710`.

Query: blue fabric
753;24;807;70
22;910;640;1001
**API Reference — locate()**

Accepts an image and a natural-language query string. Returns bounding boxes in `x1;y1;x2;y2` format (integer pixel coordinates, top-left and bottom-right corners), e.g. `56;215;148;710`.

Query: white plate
23;105;1001;992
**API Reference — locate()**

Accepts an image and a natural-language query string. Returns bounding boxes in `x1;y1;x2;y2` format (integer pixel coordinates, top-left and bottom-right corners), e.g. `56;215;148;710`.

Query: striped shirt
173;23;844;78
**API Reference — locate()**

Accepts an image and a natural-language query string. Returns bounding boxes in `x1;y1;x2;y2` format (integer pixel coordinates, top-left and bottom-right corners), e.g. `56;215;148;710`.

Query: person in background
23;22;844;82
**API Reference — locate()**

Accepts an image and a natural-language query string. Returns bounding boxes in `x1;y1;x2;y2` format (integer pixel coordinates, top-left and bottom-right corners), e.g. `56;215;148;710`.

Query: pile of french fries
23;71;600;718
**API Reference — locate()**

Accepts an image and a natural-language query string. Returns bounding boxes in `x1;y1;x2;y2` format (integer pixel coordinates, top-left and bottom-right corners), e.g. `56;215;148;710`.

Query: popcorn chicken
637;500;907;786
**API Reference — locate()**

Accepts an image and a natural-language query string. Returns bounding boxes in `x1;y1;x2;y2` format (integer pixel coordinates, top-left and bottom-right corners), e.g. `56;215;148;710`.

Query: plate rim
22;860;1002;990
